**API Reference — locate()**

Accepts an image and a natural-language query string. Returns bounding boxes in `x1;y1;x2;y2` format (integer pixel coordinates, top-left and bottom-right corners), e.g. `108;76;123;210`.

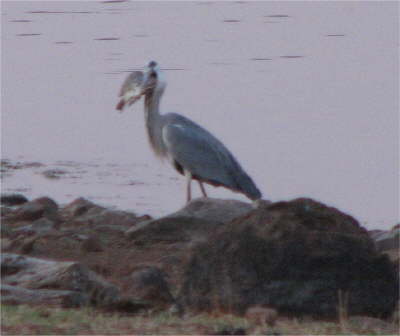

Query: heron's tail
243;181;262;201
235;171;262;201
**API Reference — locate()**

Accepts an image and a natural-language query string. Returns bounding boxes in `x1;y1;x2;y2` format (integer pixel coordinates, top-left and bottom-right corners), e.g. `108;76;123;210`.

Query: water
2;1;398;229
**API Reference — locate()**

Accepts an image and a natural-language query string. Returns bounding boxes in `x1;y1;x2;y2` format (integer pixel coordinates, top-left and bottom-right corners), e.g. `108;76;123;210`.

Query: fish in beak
116;71;145;111
116;61;161;111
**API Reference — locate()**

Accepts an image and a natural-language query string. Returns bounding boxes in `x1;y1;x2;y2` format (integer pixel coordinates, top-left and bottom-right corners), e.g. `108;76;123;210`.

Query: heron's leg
185;170;192;203
198;181;208;198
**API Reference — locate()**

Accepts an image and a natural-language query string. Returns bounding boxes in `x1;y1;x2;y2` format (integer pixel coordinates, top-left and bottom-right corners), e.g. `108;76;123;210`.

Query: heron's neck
144;90;166;157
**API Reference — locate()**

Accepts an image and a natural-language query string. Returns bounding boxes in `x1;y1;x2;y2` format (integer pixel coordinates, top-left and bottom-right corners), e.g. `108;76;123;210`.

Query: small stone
41;169;67;179
0;194;28;206
61;198;102;219
245;306;278;327
12;197;59;222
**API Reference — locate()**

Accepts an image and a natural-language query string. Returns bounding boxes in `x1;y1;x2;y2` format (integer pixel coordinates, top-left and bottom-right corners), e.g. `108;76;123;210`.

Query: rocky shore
1;194;399;334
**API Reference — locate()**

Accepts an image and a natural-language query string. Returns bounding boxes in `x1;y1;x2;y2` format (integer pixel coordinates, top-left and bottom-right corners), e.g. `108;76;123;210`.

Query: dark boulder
125;198;253;245
178;198;399;318
0;193;28;206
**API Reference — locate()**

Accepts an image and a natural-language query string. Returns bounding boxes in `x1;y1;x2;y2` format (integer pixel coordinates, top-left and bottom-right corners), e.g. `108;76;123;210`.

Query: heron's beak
141;73;157;94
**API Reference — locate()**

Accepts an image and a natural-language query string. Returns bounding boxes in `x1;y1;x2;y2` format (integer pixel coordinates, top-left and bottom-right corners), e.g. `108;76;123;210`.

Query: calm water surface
2;1;398;229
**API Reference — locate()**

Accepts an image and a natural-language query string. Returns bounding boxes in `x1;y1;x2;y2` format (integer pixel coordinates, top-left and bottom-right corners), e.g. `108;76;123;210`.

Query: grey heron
116;61;262;203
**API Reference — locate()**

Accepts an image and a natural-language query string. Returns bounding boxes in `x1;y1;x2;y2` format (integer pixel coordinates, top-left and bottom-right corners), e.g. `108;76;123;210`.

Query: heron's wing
162;120;241;190
162;115;262;199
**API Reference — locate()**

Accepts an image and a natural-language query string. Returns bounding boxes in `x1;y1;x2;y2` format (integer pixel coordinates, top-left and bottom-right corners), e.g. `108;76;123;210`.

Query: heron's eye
148;60;157;68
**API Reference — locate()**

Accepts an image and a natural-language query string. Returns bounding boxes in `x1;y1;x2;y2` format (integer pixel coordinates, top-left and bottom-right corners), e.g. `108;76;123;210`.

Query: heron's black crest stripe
148;60;157;68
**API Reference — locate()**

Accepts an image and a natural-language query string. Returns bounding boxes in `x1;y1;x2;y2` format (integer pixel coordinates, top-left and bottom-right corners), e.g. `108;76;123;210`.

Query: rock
32;217;58;231
167;198;253;224
1;253;120;307
81;235;104;252
125;198;253;244
7;197;59;222
92;224;130;235
126;266;174;309
1;206;14;218
12;218;58;236
60;198;100;218
61;197;139;229
0;159;43;171
1;284;88;307
125;216;215;244
87;208;140;227
136;214;153;222
0;193;28;206
178;198;399;318
5;229;100;259
369;224;399;252
41;169;67;179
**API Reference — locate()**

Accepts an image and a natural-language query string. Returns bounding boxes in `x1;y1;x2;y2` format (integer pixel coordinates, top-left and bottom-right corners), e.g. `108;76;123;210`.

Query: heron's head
116;60;166;111
143;61;166;94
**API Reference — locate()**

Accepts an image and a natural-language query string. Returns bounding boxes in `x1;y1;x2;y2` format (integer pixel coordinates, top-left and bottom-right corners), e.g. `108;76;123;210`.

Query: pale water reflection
1;1;398;229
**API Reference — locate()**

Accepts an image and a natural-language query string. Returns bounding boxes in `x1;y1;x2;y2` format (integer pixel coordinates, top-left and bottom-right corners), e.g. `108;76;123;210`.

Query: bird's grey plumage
162;113;261;199
116;61;262;202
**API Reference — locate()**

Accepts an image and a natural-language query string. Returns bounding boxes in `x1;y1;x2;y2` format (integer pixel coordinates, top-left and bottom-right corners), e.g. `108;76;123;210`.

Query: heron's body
117;61;262;202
